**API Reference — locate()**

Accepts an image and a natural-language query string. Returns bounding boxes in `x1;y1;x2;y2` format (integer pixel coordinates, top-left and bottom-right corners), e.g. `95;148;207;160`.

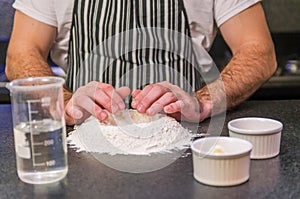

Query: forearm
6;47;73;106
195;41;277;120
6;47;53;80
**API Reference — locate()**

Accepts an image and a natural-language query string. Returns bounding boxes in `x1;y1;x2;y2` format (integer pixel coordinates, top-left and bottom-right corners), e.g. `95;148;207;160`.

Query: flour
67;112;192;155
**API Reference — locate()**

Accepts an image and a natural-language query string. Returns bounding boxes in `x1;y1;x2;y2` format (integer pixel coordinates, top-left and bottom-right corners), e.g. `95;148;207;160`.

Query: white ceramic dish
191;137;252;187
228;117;283;159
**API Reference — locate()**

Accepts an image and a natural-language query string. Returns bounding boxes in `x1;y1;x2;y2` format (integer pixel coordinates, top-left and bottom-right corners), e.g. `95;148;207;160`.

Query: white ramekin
228;117;283;159
191;137;252;186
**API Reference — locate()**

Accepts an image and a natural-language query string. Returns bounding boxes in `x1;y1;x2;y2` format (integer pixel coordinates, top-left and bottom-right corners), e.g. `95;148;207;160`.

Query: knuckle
102;97;113;106
159;81;169;85
140;97;152;106
158;81;172;88
153;101;164;109
155;84;169;94
86;81;98;87
73;95;86;104
96;82;114;91
144;84;154;91
165;91;177;100
76;86;86;93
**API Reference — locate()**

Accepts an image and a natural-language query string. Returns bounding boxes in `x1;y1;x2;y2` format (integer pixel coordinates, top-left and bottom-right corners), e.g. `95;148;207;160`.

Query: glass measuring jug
7;76;68;184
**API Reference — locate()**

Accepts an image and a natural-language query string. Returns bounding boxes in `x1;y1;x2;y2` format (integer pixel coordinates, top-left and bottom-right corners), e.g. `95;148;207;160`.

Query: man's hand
131;81;202;122
64;82;130;125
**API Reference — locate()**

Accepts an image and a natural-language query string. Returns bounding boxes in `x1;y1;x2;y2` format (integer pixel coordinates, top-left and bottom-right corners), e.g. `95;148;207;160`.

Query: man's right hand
64;82;130;125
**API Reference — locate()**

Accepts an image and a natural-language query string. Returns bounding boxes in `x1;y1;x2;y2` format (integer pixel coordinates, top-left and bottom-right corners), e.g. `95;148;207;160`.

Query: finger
66;105;83;119
90;84;123;113
131;90;141;108
163;101;186;122
132;85;154;101
134;84;170;112
116;86;131;99
69;94;108;121
164;100;184;114
165;97;200;113
146;92;177;116
64;99;83;125
131;85;154;111
131;89;141;98
94;84;119;113
65;111;76;126
164;100;202;122
114;86;130;110
65;105;90;125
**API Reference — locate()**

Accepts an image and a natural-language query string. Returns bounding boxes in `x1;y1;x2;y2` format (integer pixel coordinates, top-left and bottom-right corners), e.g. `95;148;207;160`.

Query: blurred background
209;0;300;100
0;0;300;103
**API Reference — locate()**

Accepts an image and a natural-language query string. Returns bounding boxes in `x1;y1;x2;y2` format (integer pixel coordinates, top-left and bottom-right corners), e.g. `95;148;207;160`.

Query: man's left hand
131;81;202;122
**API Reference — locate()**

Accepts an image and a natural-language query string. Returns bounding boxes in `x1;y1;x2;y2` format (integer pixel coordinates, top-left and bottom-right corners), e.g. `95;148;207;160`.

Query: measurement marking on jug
27;99;53;167
44;139;54;146
46;160;56;167
34;163;46;167
33;142;44;146
30;110;39;114
32;139;55;147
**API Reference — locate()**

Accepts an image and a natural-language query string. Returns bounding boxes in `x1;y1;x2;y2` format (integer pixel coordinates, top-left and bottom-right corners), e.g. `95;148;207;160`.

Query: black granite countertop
0;100;300;199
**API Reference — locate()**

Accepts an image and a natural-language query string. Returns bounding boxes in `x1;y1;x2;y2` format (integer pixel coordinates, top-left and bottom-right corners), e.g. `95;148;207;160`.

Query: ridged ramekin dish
228;117;283;159
191;137;252;186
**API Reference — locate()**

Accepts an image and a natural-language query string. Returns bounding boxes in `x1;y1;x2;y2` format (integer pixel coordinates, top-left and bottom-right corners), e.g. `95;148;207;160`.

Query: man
6;0;276;125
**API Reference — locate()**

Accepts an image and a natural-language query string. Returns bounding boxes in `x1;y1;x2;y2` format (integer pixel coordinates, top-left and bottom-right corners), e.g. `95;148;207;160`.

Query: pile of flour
67;114;192;155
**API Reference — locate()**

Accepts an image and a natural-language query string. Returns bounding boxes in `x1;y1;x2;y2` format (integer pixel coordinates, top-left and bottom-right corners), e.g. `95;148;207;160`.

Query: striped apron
66;0;204;103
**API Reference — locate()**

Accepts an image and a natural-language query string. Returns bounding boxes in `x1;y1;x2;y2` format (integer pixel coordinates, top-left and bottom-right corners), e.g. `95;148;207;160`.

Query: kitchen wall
262;0;300;71
0;0;14;82
0;0;14;40
262;0;300;33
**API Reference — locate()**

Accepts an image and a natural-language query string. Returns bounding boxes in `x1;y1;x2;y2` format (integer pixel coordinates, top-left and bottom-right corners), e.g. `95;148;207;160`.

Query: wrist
63;87;72;107
194;89;213;121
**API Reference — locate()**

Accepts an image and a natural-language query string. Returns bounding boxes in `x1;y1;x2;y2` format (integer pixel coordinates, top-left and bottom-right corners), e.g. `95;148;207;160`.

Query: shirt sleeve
214;0;261;27
13;0;57;27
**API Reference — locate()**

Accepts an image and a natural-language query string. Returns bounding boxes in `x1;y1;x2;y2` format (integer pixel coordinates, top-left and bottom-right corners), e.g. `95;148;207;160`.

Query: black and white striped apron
66;0;204;100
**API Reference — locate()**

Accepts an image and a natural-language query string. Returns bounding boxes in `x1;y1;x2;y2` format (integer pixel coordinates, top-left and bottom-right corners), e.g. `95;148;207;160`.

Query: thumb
116;86;131;99
65;105;83;125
